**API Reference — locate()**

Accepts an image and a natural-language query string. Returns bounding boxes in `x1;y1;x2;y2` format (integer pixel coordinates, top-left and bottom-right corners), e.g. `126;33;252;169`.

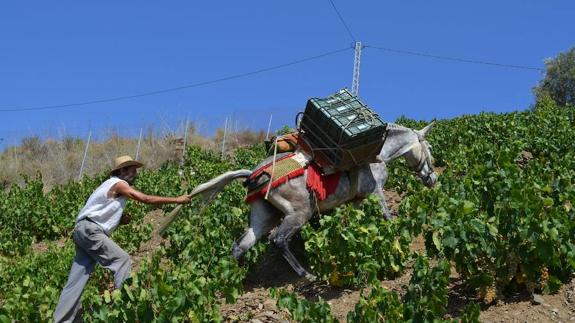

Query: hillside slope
1;99;574;321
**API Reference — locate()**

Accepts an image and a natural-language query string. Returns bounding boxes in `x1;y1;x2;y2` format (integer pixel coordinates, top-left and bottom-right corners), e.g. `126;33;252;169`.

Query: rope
300;114;345;157
158;191;217;235
264;136;279;200
298;91;384;168
340;102;379;131
312;191;322;217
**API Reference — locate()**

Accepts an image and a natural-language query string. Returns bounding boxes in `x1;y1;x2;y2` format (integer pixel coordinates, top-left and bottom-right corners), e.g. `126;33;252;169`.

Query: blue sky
0;1;573;151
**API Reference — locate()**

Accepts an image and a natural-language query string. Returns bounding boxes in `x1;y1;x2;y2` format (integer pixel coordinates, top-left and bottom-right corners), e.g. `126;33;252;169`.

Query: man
54;155;191;322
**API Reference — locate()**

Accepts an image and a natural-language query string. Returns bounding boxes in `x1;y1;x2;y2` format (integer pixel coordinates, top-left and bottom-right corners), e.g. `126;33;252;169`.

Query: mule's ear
419;121;435;137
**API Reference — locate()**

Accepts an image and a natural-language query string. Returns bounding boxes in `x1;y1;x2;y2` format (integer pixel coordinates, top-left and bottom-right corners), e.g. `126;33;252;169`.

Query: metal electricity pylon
351;41;363;96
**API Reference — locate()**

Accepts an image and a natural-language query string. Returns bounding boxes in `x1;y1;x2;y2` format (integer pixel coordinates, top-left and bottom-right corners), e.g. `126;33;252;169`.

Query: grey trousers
53;219;132;323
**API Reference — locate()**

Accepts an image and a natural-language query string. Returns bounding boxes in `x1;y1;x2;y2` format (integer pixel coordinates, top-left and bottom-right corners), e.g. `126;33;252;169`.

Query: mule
190;122;437;280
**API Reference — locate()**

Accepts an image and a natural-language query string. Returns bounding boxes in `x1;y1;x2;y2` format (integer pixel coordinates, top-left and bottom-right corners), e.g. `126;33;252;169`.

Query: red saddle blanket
245;155;341;203
306;162;341;201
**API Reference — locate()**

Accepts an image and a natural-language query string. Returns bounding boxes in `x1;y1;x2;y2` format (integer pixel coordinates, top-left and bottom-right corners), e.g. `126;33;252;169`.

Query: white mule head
405;122;437;187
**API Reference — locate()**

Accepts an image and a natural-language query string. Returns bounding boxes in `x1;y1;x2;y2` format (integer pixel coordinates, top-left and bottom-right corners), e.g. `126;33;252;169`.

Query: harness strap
265;136;280;200
349;168;360;200
414;133;427;173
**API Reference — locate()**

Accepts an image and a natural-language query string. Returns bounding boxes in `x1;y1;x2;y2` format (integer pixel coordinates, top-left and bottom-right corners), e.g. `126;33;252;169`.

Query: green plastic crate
299;88;387;170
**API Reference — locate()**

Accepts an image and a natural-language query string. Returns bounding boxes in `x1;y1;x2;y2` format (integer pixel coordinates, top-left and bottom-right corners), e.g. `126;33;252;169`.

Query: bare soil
32;235;69;253
132;208;171;271
383;189;403;216
479;280;575;322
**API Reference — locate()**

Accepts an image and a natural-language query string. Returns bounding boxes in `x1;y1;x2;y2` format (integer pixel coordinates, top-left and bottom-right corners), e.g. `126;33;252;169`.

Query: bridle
414;131;435;183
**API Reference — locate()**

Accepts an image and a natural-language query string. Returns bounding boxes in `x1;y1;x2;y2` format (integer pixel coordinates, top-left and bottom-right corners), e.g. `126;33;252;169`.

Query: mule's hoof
305;273;317;282
231;244;243;260
296;276;318;293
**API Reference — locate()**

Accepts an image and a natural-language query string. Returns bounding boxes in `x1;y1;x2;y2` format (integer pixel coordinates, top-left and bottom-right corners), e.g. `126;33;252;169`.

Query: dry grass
0;122;266;190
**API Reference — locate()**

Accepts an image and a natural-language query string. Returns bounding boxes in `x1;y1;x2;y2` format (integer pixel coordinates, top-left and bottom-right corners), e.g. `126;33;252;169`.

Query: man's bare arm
113;181;190;205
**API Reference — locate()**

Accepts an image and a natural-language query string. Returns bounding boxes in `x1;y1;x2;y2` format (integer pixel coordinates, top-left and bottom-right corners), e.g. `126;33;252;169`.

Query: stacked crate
299;88;387;172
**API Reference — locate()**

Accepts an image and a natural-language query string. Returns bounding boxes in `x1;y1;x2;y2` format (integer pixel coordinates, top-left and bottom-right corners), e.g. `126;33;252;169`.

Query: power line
0;47;352;113
328;0;356;42
365;45;544;72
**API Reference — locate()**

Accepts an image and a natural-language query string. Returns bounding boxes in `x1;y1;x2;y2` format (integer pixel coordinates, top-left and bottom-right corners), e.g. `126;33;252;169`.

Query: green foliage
79;145;267;321
385;157;424;194
134;162;184;202
403;256;450;321
346;284;404;322
0;144;262;321
0;243;75;320
82;253;239;322
2;101;575;321
302;195;411;287
458;303;481;323
233;143;267;169
347;255;472;322
533;46;575;106
270;288;338;323
276;125;295;136
0;174;103;256
400;103;575;299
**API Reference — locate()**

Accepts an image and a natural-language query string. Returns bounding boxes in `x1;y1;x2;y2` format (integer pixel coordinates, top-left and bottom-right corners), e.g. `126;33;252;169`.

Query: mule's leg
232;199;279;260
374;188;392;220
267;183;316;280
377;174;393;221
352;188;391;220
271;213;316;280
368;163;393;220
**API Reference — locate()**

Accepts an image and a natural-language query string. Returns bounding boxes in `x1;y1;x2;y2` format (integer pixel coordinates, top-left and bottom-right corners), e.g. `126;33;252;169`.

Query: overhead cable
328;0;356;42
366;45;544;71
0;47;352;113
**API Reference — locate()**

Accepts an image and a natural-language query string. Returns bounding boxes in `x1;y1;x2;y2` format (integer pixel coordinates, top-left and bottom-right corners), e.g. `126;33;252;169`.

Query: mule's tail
190;169;251;201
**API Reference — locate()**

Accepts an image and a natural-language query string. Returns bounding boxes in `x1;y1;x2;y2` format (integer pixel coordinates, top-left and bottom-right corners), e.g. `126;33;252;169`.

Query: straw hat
110;155;144;174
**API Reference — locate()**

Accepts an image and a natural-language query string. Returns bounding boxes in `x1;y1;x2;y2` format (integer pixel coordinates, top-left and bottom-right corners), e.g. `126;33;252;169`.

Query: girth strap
349;168;360;200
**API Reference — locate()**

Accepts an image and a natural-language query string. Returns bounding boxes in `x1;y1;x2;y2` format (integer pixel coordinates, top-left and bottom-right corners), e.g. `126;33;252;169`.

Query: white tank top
76;177;128;235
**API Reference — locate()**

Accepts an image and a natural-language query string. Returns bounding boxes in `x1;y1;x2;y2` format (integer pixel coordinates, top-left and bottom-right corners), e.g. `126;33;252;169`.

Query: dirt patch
221;287;292;322
516;150;534;169
222;246;362;322
383;190;403;216
132;209;171;271
309;286;361;321
222;246;300;322
32;235;69;253
479;279;575;322
410;234;426;253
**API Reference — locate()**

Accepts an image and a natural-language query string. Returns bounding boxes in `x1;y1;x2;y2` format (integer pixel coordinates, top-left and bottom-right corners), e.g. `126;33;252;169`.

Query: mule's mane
386;123;411;131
